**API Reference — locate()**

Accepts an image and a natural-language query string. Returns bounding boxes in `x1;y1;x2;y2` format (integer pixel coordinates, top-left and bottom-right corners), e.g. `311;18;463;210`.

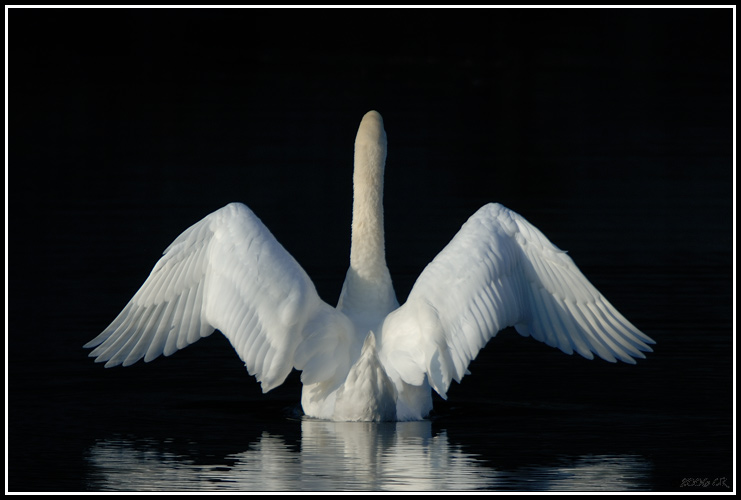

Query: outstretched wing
85;202;353;392
380;203;654;398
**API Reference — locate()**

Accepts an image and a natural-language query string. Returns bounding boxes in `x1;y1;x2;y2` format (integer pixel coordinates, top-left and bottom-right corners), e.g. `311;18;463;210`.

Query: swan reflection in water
85;418;651;491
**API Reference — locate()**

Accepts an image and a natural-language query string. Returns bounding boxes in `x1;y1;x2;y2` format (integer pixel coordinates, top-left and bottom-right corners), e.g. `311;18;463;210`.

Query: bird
85;110;655;422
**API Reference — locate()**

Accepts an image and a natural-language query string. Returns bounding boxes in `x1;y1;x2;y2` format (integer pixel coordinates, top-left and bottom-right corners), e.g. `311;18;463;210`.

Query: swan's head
354;111;387;187
355;110;387;149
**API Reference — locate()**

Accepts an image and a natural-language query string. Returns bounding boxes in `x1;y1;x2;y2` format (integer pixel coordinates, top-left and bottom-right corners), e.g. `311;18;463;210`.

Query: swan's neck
339;111;397;317
350;132;387;277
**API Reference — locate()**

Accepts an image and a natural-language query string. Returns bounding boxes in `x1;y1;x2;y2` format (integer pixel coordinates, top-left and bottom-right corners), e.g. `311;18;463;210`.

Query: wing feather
85;202;353;392
381;203;654;397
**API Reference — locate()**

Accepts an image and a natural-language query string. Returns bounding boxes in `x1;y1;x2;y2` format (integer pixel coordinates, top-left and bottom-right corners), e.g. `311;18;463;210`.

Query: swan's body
86;111;654;422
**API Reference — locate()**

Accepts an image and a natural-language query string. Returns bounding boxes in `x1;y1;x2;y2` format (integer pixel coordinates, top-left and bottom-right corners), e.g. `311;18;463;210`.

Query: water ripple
85;419;651;491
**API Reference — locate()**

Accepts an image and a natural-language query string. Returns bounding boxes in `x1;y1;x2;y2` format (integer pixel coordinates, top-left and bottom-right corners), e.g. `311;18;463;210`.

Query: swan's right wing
85;202;354;392
380;203;654;398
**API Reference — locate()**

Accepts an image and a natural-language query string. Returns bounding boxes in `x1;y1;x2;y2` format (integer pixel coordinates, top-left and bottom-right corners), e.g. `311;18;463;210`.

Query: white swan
85;110;654;422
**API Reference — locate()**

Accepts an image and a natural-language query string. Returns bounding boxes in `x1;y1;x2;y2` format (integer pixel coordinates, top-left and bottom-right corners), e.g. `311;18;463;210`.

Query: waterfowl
85;110;654;421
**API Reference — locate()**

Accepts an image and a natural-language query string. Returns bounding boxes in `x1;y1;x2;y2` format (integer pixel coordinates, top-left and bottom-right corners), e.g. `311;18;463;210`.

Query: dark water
9;8;733;492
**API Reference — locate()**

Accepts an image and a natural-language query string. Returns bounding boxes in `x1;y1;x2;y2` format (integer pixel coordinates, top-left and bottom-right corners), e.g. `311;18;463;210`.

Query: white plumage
86;110;654;421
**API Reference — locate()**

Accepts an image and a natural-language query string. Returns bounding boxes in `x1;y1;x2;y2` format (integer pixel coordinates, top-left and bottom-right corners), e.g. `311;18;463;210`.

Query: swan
85;110;655;422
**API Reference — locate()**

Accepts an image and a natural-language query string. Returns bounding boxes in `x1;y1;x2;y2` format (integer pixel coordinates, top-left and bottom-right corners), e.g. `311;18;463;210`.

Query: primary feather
86;110;654;421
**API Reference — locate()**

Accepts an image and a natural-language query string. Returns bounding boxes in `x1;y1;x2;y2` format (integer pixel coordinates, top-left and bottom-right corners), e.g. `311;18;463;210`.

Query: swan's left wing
85;202;354;392
379;203;654;398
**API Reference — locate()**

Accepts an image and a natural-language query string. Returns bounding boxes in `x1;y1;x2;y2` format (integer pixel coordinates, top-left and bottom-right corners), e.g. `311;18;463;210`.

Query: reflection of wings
381;203;655;397
85;202;353;392
85;421;651;491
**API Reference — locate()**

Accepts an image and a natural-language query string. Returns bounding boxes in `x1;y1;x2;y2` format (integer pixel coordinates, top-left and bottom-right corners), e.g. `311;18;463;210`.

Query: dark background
8;7;733;492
